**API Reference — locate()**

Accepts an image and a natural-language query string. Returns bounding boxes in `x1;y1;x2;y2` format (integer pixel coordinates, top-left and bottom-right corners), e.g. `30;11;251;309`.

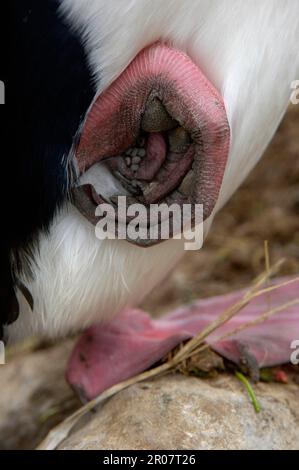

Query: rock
1;341;298;450
58;374;299;450
0;340;79;450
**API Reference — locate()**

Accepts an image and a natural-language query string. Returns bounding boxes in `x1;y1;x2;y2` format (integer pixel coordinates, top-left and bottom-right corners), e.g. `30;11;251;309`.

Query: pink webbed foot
66;277;299;401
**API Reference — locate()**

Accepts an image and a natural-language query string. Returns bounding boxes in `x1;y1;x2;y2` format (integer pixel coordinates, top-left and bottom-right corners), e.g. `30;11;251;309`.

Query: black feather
0;0;96;336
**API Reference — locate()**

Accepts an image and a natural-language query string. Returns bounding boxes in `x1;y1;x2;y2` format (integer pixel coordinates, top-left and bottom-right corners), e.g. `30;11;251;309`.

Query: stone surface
59;374;299;450
1;338;298;450
0;340;79;449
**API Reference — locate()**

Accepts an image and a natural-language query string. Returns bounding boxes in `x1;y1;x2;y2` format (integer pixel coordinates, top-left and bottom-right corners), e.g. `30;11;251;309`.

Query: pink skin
67;277;299;401
107;132;168;183
136;133;167;181
75;42;230;219
68;45;233;399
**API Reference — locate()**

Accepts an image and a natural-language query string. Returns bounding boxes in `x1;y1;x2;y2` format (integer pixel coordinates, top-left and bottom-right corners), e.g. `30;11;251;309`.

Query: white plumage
7;0;299;341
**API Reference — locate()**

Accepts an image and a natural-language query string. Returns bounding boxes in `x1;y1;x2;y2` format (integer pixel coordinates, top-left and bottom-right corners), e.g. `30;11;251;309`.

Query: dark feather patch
0;0;96;336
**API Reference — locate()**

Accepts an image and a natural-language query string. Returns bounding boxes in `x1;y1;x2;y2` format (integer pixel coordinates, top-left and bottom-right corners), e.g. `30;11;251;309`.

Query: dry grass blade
211;297;299;345
36;361;172;450
176;274;299;361
264;240;272;312
172;259;285;363
37;258;293;450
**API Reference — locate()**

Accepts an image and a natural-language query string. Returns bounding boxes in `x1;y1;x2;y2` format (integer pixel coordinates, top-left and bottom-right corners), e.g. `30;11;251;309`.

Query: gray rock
1;340;298;450
0;340;78;449
59;374;299;450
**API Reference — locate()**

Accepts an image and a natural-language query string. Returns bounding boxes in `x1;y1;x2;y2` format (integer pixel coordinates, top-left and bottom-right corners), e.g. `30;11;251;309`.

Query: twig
264;240;272;312
211;297;299;344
